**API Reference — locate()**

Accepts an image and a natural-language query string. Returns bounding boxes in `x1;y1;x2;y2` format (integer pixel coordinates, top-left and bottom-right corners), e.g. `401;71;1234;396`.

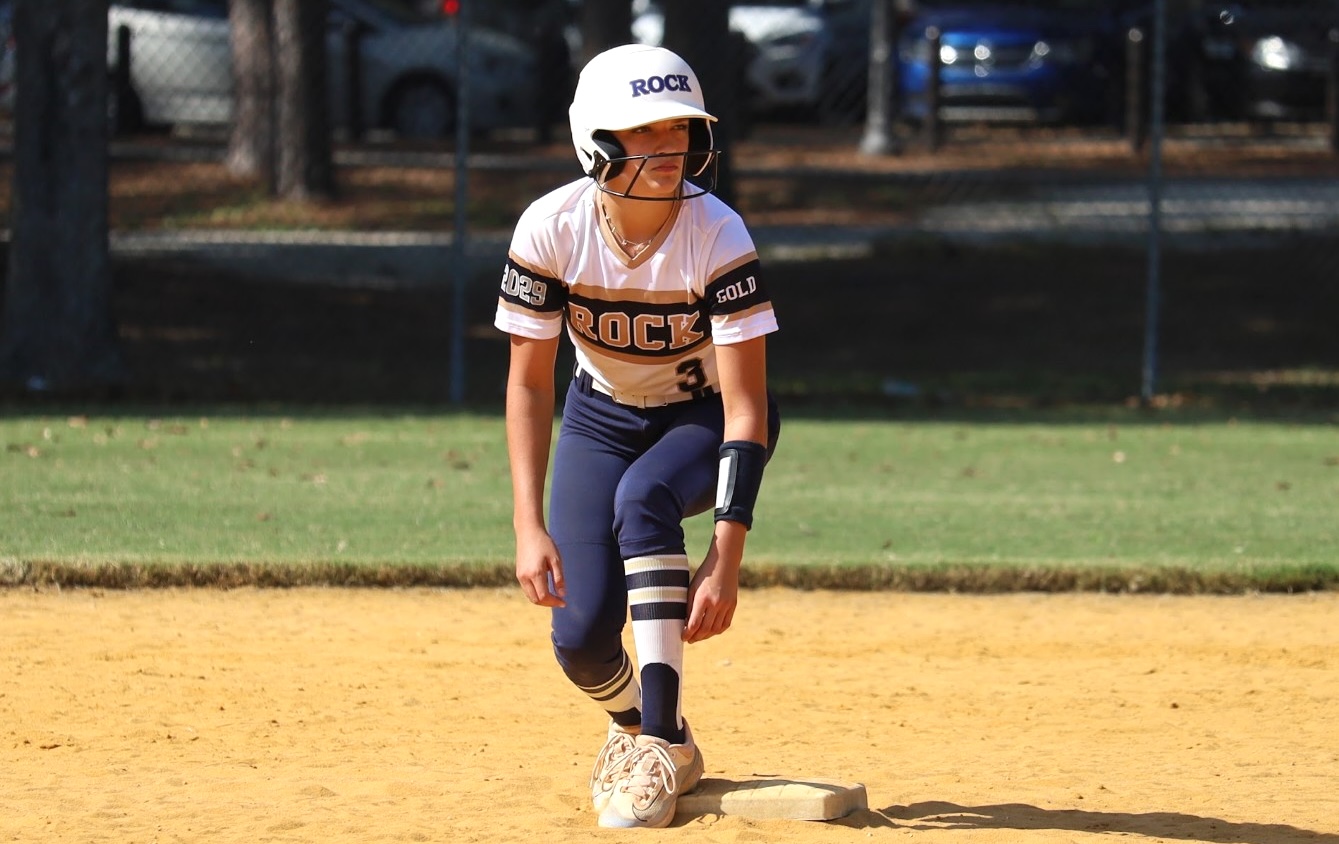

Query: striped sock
625;554;690;744
574;648;641;728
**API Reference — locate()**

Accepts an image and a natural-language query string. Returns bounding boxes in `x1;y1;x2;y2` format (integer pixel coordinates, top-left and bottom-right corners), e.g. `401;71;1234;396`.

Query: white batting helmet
568;44;719;198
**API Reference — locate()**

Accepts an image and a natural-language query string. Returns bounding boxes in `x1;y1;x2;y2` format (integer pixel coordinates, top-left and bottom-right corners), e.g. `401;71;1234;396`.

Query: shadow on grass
1;237;1337;421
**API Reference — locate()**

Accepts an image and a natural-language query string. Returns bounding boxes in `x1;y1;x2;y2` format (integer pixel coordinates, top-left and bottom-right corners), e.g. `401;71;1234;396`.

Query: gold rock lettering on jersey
567;300;708;356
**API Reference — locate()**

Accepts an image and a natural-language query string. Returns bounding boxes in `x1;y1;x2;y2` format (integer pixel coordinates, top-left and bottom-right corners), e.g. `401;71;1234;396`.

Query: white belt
581;370;715;408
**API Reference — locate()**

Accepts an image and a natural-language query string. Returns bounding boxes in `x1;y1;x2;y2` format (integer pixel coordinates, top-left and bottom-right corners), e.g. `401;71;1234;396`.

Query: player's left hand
684;548;740;644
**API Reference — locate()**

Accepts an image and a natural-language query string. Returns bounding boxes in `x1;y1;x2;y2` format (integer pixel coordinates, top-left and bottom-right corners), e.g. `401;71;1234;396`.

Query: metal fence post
111;24;134;135
341;19;364;142
923;26;941;152
449;1;472;405
1140;0;1167;404
1125;26;1146;153
1328;27;1338;154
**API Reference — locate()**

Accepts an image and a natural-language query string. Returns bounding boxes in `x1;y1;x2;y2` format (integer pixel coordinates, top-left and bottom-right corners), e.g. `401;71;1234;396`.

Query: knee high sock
572;648;642;728
624;554;689;745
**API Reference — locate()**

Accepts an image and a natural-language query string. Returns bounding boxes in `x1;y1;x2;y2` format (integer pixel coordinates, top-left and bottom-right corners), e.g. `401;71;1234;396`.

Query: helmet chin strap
595;152;719;202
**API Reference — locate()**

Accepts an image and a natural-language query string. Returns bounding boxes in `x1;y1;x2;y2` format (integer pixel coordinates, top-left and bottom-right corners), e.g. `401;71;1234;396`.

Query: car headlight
1249;36;1304;71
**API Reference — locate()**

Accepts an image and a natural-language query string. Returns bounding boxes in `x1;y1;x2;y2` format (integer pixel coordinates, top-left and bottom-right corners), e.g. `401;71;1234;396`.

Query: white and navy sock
625;554;690;745
574;648;641;728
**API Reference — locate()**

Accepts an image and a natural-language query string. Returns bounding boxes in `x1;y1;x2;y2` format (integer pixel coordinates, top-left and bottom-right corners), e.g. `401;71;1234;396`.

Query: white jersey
495;178;778;400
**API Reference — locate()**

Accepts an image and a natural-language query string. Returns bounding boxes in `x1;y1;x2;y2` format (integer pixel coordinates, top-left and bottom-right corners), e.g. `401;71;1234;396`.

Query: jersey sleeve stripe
499;257;565;315
506;250;554;279
712;251;761;278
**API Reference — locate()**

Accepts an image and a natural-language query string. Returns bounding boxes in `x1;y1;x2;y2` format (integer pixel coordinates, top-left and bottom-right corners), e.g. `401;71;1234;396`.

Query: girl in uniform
495;43;780;829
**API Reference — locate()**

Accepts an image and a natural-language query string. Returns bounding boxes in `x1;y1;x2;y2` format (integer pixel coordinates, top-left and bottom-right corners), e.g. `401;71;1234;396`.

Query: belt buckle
612;389;666;409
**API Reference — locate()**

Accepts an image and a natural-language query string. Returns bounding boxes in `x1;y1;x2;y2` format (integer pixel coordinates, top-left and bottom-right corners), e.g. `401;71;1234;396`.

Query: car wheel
387;77;456;139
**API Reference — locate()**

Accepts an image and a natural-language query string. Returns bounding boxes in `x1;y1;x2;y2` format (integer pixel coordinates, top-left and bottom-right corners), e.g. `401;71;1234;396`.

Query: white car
322;0;537;137
6;0;537;138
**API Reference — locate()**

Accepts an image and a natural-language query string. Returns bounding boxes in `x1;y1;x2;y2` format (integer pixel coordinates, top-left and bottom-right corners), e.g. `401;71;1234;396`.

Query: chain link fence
0;0;1336;407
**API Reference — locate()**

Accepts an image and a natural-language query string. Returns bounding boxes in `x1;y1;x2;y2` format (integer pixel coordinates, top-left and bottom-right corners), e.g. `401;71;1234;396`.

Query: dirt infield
2;587;1336;843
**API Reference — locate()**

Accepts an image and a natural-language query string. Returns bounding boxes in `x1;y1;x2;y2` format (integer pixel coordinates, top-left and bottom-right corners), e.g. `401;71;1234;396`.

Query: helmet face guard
587;124;719;201
570;45;722;201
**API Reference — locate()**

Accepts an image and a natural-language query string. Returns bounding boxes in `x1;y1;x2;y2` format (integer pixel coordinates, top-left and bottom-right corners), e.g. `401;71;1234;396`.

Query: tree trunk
860;0;901;156
578;0;631;66
226;0;276;185
662;1;738;206
274;0;334;201
0;0;126;395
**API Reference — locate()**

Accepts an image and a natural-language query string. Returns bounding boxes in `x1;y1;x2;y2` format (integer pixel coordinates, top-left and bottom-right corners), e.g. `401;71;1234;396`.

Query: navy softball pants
547;373;780;695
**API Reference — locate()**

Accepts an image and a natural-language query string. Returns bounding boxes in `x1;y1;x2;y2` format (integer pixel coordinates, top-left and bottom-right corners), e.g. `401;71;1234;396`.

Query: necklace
599;197;655;259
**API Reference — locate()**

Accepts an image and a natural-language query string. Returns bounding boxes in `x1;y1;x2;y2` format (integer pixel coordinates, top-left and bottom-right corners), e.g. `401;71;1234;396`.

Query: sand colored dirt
2;587;1336;843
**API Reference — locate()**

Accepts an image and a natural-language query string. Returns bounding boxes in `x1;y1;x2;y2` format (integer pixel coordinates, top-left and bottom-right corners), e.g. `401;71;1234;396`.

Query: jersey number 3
676;358;707;394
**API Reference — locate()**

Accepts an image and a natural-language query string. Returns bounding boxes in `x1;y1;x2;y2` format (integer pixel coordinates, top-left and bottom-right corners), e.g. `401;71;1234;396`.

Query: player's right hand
515;530;566;608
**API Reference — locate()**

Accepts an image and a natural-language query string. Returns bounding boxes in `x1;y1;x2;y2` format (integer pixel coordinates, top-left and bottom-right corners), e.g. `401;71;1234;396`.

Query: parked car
633;0;865;123
896;0;1124;125
633;0;1139;128
1175;1;1339;122
412;0;576;141
323;0;537;137
105;0;233;129
2;0;537;138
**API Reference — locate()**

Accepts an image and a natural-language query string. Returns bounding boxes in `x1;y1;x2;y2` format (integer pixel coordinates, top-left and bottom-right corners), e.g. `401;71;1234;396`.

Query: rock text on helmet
629;75;692;97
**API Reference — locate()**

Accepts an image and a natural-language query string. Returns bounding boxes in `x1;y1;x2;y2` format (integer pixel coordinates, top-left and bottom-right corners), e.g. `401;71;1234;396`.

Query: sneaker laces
590;731;638;791
618;743;679;805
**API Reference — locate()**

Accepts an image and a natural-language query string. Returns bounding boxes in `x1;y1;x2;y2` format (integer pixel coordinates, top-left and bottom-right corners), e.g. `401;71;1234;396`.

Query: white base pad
676;777;868;821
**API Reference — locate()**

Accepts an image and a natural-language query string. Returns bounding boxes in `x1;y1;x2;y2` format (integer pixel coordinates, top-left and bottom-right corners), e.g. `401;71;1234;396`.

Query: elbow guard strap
714;440;769;529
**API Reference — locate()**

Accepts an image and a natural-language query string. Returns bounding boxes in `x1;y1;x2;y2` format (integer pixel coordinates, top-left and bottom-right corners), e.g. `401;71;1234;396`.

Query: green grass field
3;409;1335;592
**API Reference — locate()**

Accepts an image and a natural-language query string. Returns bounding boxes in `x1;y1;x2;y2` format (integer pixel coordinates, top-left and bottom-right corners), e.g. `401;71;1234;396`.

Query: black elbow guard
714;440;769;529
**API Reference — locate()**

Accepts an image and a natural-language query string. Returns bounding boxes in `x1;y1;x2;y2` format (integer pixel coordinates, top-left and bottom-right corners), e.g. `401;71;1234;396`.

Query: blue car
897;2;1121;125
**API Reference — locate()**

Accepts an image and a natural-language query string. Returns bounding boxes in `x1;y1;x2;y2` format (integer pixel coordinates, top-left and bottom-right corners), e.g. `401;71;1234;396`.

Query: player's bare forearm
688;337;769;643
504;335;564;607
505;336;558;532
507;436;565;607
505;388;553;533
506;400;565;607
716;337;769;446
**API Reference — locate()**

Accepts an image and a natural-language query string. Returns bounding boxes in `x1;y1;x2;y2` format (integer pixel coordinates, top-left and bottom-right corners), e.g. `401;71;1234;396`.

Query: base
676;776;868;821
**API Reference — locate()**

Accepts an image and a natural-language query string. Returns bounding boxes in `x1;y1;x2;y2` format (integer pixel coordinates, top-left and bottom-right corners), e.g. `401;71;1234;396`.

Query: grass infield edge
2;560;1335;594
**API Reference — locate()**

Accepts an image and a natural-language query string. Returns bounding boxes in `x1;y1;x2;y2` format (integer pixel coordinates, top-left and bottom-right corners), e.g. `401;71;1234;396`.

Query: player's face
607;119;690;199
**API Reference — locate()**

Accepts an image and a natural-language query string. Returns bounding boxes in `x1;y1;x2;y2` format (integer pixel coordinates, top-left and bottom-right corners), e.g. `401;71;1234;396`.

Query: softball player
494;44;780;828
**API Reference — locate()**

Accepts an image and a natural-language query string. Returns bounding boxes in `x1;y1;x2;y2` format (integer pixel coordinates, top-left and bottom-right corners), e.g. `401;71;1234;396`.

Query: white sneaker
589;722;639;812
596;723;704;829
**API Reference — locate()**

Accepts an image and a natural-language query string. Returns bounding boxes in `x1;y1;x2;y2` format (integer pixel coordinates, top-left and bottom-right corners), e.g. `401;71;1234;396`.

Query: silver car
5;0;537;138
